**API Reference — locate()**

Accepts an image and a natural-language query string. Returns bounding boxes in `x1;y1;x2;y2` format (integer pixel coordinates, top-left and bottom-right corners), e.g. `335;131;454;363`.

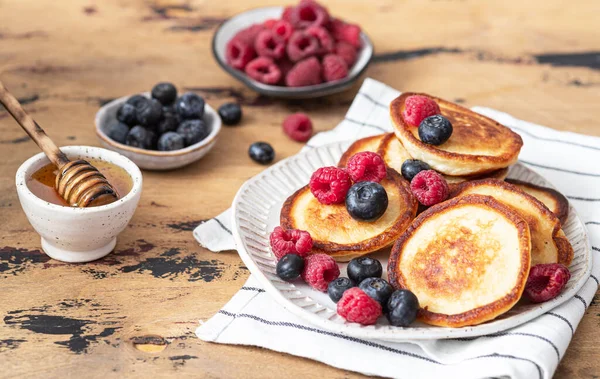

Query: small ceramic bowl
212;6;374;99
95;93;221;170
15;146;143;263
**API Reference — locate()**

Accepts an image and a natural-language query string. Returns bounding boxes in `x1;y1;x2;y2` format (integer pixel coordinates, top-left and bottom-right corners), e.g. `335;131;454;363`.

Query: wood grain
1;0;599;377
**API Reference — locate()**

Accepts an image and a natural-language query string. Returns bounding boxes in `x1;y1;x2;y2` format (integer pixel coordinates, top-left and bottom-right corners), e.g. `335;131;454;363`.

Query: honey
27;159;133;207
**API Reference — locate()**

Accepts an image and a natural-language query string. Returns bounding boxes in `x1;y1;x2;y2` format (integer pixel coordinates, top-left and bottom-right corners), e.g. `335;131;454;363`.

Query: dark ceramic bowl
212;6;374;99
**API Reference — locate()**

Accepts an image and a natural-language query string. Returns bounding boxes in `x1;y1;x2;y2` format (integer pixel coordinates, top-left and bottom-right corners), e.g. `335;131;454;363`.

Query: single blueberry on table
218;102;243;126
248;142;275;165
345;181;388;222
116;103;137;126
418;114;453;146
176;119;209;146
157;132;185;151
106;122;130;144
151;82;178;105
176;92;205;120
276;254;305;281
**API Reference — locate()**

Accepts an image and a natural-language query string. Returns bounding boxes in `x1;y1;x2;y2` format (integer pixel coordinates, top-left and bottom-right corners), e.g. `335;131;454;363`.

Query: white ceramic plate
231;141;592;341
212;7;374;99
95;93;221;171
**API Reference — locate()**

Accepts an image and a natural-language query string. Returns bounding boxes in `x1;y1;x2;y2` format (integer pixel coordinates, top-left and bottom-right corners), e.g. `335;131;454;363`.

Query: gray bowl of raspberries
95;83;222;170
212;2;373;99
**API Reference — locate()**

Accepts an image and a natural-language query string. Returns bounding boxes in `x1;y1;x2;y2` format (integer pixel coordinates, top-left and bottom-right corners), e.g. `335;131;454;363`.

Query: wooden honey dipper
0;80;119;207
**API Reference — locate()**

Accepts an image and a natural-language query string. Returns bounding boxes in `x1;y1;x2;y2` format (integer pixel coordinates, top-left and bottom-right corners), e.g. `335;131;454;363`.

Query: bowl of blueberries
95;82;227;170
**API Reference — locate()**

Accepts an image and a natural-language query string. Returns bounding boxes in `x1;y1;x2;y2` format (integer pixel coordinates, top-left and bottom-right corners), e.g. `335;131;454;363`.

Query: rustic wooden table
1;0;598;377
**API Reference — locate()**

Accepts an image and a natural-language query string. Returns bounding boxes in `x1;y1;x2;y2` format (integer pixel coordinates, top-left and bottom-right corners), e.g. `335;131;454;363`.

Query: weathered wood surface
1;0;599;377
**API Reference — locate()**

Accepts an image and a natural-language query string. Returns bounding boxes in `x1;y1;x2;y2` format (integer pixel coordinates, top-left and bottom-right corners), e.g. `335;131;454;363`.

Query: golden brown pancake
505;179;569;225
388;194;531;327
281;168;417;262
452;179;573;266
337;134;387;167
376;133;509;188
390;93;523;176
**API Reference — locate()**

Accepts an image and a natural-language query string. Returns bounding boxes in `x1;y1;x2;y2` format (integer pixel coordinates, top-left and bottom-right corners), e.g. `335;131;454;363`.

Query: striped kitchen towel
194;78;599;379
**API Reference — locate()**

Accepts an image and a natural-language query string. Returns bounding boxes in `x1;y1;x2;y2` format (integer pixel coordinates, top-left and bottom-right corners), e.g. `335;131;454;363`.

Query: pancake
452;179;573;266
390;93;523;176
388;194;531;327
338;134;387;167
505;179;569;225
281;168;417;262
376;133;509;187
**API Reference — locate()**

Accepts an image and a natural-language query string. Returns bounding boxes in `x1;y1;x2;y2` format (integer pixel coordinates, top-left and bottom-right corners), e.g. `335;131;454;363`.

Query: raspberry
305;26;334;54
410;170;449;206
226;39;256;70
278;58;295;81
269;226;313;260
282;6;294;23
346;152;387;183
335;41;358;67
285;57;323;87
254;30;286;60
322;54;349;82
232;24;264;46
290;0;330;29
309;166;352;204
245;57;282;85
402;95;441;127
271;20;293;42
301;253;340;292
287;31;320;62
330;19;361;48
524;264;571;303
263;18;278;29
337;287;382;325
283;113;313;142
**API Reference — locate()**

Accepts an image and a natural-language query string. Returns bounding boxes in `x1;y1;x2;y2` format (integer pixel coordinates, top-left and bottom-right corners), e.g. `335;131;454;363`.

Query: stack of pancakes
281;92;573;327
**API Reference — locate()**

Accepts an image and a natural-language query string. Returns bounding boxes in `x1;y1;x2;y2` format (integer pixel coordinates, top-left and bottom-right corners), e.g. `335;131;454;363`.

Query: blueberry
135;98;162;128
347;257;382;284
218;102;242;126
176;92;205;120
146;130;158;150
177;119;209;146
276;254;305;281
126;126;152;149
156;109;179;135
248;142;275;165
327;277;355;303
386;289;419;327
401;159;431;182
116;103;137;126
345;182;388;222
126;94;147;107
106;122;130;144
418;115;453;145
157;132;184;151
359;277;394;311
151;82;177;105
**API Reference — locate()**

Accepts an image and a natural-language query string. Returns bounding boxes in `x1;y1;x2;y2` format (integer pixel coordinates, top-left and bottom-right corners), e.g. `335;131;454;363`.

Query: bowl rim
211;6;374;97
94;92;222;157
15;145;143;214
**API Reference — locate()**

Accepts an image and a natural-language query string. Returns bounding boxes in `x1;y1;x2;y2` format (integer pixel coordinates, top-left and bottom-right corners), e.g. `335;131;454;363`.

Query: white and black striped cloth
194;78;599;379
